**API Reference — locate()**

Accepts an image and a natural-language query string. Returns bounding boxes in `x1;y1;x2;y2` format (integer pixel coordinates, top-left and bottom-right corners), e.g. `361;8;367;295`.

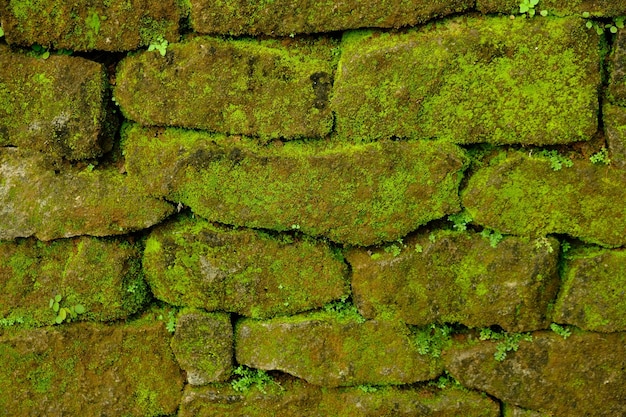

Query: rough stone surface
553;247;626;332
0;46;112;160
123;125;467;246
0;148;174;241
143;215;348;318
477;0;626;16
503;404;551;417
445;331;626;416
0;237;149;327
0;317;184;416
171;310;233;385
603;103;626;168
332;16;600;144
180;379;500;417
115;37;336;140
235;312;442;387
189;0;473;36
609;29;626;105
462;151;626;247
347;230;560;332
0;0;180;51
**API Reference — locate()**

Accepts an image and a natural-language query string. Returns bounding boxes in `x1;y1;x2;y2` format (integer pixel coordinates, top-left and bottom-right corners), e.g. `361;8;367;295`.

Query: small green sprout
48;294;86;324
479;328;533;361
480;229;503;248
538;150;573;171
519;0;539;17
231;365;282;393
590;147;611;165
0;27;4;38
148;36;168;57
550;323;571;339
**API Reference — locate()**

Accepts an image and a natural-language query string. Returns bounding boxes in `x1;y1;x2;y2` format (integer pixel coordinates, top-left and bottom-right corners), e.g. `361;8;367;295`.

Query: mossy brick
347;230;559;332
552;247;626;332
477;0;626;16
462;151;626;247
0;148;174;241
188;0;473;36
114;36;336;140
332;16;600;144
143;215;348;317
0;45;112;160
171;309;233;385
0;236;149;327
0;318;184;416
0;0;180;52
235;312;443;387
122;125;467;246
609;30;626;106
603;104;626;168
444;331;626;416
179;377;499;417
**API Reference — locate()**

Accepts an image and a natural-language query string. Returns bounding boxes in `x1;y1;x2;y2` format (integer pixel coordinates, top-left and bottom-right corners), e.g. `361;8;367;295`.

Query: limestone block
347;230;560;332
332;16;600;144
143;216;348;318
0;45;112;160
462;151;626;247
123;124;467;246
115;36;336;140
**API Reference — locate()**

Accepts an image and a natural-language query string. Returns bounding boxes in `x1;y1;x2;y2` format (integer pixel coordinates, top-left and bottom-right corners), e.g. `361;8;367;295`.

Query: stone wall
1;1;626;415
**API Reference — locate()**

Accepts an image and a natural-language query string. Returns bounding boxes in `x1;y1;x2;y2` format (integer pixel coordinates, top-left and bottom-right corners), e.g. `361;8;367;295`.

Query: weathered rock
604;103;626;168
189;0;473;36
609;29;626;105
0;0;180;51
332;16;600;144
462;151;626;247
0;45;112;160
0;318;184;416
477;0;626;16
503;404;551;417
143;215;348;317
444;331;626;416
553;247;626;332
171;310;233;385
347;230;560;332
0;237;149;327
235;312;442;387
114;36;336;140
123;125;467;245
0;148;174;241
180;378;499;417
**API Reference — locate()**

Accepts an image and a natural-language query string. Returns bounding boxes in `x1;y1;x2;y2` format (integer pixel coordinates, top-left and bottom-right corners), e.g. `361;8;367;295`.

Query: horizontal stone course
477;0;626;16
332;16;600;144
0;46;111;160
143;215;348;318
123;125;467;245
347;230;560;332
115;36;336;140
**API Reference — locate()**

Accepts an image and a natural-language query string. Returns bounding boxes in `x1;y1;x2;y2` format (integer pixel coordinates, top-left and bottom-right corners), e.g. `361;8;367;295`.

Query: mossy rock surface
123;125;467;245
235;312;443;387
189;0;473;36
553;247;626;332
180;378;499;417
143;215;348;317
462;151;626;247
332;16;600;144
444;331;626;416
609;30;626;105
503;404;553;417
0;0;180;51
347;230;559;332
0;148;174;240
0;318;184;416
603;104;626;168
171;309;233;385
477;0;626;16
0;46;111;160
0;237;149;328
115;36;336;140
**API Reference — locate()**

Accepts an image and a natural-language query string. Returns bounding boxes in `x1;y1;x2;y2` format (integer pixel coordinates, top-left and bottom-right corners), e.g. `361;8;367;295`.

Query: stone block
604;103;626;169
477;0;626;16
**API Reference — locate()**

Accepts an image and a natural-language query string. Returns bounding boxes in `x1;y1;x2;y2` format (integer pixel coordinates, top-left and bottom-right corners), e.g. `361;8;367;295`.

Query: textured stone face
115;37;336;140
0;0;180;51
444;331;626;416
603;104;626;168
477;0;626;16
0;318;184;416
553;248;626;332
179;379;500;417
347;230;560;332
332;16;600;144
609;30;626;105
171;310;233;385
462;151;626;247
0;148;174;241
189;0;473;36
0;46;111;160
0;237;149;326
143;216;348;318
123;125;467;245
235;313;442;387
